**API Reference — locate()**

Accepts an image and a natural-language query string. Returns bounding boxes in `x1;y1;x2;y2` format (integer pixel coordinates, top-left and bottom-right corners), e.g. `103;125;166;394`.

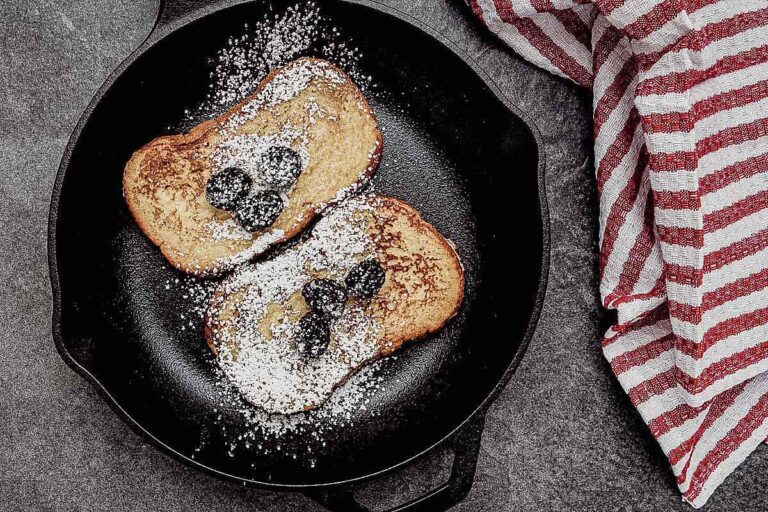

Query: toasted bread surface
205;195;464;414
123;58;382;275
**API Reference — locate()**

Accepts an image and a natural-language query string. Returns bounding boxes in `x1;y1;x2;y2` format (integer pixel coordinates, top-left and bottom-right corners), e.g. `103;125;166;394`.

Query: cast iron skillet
48;0;549;510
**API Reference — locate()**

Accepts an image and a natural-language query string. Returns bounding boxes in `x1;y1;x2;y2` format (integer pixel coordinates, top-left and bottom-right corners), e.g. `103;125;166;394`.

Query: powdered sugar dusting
209;196;382;414
230;60;346;128
212;130;308;177
186;1;369;123
207;217;251;241
164;275;216;329
162;2;387;457
194;358;391;462
215;227;286;269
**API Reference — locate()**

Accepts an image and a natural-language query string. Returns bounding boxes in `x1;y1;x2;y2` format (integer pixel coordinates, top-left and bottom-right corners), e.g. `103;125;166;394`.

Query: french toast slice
204;195;464;414
123;58;382;275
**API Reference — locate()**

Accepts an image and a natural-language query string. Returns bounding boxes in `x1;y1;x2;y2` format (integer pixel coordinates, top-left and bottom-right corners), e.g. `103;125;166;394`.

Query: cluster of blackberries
295;259;386;358
205;146;302;231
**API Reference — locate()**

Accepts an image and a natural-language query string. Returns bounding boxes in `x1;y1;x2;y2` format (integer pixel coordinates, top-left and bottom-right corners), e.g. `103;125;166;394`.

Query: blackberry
345;259;385;299
205;167;252;211
302;279;348;318
260;146;302;189
234;190;283;232
295;311;330;358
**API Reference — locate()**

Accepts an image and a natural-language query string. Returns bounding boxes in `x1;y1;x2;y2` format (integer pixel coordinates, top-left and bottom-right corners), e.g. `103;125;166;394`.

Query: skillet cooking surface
50;0;544;486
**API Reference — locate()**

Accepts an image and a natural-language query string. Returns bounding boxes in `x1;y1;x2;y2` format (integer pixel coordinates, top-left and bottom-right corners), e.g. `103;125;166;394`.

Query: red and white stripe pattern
467;0;768;507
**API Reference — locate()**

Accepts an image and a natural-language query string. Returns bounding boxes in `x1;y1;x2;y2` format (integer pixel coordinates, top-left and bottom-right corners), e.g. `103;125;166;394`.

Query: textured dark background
1;0;767;510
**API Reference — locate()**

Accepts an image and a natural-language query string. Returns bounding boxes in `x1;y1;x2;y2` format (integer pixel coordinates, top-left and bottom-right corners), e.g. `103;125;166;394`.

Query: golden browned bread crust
123;58;382;276
204;194;464;414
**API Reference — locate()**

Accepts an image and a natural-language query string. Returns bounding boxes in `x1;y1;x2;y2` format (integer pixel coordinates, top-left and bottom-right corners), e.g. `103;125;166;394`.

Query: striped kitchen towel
465;0;768;507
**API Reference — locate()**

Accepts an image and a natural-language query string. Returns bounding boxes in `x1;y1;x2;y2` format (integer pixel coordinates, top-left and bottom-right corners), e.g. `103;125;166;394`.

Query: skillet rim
47;0;551;489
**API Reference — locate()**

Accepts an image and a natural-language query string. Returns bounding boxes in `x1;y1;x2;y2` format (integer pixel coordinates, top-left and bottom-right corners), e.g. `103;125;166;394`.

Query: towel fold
466;0;768;507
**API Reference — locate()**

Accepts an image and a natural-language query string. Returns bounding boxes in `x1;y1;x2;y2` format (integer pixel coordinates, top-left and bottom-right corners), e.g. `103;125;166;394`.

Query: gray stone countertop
1;0;766;510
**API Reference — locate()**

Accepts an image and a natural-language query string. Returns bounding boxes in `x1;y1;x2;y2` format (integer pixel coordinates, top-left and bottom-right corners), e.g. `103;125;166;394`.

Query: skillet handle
305;411;486;512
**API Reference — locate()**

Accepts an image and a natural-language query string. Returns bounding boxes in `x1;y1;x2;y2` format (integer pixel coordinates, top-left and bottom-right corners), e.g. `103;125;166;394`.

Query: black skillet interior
51;0;543;487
